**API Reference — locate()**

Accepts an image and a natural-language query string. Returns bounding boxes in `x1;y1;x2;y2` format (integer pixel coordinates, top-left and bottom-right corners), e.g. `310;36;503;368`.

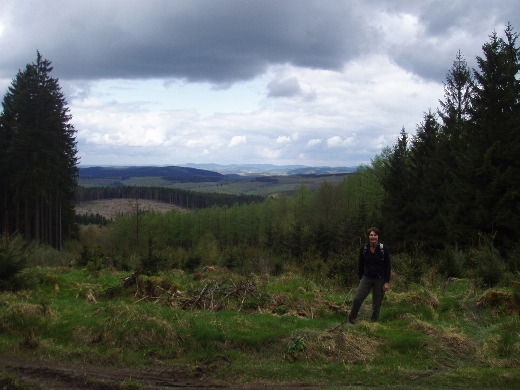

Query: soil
75;199;188;220
0;356;353;390
0;356;231;389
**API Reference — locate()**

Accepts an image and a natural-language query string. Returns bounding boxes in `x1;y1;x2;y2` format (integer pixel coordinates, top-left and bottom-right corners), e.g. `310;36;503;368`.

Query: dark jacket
358;243;391;283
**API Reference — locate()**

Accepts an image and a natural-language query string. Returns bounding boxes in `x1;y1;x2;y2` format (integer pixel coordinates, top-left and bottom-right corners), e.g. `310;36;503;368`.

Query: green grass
0;267;519;389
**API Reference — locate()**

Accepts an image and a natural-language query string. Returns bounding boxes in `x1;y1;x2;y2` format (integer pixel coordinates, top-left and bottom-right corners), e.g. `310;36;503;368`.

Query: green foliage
391;250;427;285
76;212;109;226
78;245;106;276
140;237;163;275
437;246;465;277
0;235;30;291
464;235;506;287
284;336;306;361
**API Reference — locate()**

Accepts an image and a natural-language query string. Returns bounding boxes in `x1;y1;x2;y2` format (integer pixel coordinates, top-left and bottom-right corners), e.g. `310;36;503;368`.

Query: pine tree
408;111;444;248
381;127;413;248
0;52;78;248
438;51;475;245
468;24;520;247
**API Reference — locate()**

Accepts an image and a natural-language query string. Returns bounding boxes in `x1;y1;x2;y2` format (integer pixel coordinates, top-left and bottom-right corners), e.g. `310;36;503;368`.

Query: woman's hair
367;227;381;236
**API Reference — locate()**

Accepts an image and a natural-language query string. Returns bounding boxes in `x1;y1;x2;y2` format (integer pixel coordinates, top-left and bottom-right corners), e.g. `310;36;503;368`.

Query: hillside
77;165;354;197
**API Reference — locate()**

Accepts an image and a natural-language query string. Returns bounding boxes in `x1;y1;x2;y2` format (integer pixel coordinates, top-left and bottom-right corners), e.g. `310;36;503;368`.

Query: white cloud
276;135;292;144
327;135;356;148
229;135;247;147
307;139;322;147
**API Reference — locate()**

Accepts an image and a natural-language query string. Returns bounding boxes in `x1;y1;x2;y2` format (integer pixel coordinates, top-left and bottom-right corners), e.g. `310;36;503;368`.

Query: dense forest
381;24;520;251
75;185;264;209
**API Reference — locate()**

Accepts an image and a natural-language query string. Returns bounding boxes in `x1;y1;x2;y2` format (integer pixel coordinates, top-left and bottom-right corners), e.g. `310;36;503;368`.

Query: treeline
0;53;78;248
380;24;520;251
101;166;382;260
75;186;264;209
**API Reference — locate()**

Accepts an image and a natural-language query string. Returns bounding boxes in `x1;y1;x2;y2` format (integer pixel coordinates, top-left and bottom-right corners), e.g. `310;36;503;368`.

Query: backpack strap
364;243;385;260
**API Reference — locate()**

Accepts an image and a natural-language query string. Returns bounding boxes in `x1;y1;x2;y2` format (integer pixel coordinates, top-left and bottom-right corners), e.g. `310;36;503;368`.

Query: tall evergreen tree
381;127;413;249
0;52;78;248
468;24;520;247
438;51;475;245
408;111;444;248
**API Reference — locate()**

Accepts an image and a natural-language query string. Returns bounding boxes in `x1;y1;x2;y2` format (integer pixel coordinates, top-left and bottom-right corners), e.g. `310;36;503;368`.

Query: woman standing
348;227;391;323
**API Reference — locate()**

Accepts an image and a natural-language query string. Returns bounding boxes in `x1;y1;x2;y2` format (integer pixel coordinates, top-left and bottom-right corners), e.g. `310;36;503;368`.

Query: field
0;265;519;389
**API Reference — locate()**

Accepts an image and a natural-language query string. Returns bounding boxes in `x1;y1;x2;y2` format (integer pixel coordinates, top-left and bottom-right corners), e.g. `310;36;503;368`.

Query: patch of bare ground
75;199;188;220
0;356;369;389
0;356;229;389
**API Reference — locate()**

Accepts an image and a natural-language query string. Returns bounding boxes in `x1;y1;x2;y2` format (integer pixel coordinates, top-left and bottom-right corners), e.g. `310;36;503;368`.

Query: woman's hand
383;283;390;292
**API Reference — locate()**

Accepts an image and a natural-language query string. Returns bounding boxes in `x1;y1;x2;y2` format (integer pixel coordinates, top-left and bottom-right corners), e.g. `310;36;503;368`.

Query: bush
392;251;427;284
466;235;506;287
325;251;358;287
0;235;30;291
437;246;465;277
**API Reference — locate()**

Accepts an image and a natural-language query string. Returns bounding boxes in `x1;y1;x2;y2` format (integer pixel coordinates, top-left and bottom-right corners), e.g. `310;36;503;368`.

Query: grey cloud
365;0;520;81
0;0;364;83
267;77;302;98
1;0;518;87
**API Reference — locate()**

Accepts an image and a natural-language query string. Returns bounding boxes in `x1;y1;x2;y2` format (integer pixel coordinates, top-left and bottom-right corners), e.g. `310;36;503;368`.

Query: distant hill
184;163;358;176
79;166;223;179
76;164;355;196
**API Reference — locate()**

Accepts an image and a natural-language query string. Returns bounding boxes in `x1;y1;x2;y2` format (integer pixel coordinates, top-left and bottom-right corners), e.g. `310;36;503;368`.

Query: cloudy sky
0;1;518;167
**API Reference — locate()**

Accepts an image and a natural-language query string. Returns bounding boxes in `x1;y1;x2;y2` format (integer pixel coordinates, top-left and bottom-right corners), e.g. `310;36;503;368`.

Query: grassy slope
0;268;518;389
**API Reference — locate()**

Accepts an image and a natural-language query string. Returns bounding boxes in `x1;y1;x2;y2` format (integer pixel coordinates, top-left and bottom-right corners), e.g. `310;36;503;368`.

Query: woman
348;227;391;323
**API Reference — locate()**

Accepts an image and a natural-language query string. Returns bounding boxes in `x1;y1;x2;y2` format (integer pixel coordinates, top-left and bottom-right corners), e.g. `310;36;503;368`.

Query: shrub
437;246;465;277
392;251;427;284
466;235;506;287
0;235;30;291
325;252;358;288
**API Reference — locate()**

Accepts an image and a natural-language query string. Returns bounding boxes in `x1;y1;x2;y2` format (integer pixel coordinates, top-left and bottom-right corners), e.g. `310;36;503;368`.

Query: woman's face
369;231;379;245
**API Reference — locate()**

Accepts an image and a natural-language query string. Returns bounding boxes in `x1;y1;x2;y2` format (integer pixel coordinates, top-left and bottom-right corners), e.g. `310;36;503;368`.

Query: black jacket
358;243;391;283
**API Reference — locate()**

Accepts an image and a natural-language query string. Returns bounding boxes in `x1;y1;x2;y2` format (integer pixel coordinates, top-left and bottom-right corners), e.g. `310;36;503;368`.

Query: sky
0;0;518;168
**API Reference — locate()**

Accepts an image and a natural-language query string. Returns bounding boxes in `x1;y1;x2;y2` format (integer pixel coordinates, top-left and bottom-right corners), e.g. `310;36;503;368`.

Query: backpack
363;243;385;260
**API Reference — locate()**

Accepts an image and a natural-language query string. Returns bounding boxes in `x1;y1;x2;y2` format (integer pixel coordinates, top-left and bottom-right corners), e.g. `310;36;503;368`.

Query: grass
0;266;519;389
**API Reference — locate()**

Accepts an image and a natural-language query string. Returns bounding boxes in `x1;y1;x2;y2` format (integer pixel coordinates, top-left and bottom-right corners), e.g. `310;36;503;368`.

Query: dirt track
0;357;352;389
0;357;232;389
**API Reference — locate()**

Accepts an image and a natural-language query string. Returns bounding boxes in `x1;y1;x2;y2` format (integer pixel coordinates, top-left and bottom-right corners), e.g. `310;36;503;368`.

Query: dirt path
0;357;231;389
0;357;352;389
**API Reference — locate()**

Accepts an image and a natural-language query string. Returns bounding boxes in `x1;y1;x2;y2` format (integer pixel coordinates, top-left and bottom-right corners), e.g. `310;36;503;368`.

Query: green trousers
348;276;386;322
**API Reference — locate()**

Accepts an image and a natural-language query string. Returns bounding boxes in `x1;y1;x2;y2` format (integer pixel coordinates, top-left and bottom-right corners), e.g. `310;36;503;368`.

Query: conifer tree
0;52;78;248
438;51;474;244
381;128;412;248
408;111;443;248
468;24;520;247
